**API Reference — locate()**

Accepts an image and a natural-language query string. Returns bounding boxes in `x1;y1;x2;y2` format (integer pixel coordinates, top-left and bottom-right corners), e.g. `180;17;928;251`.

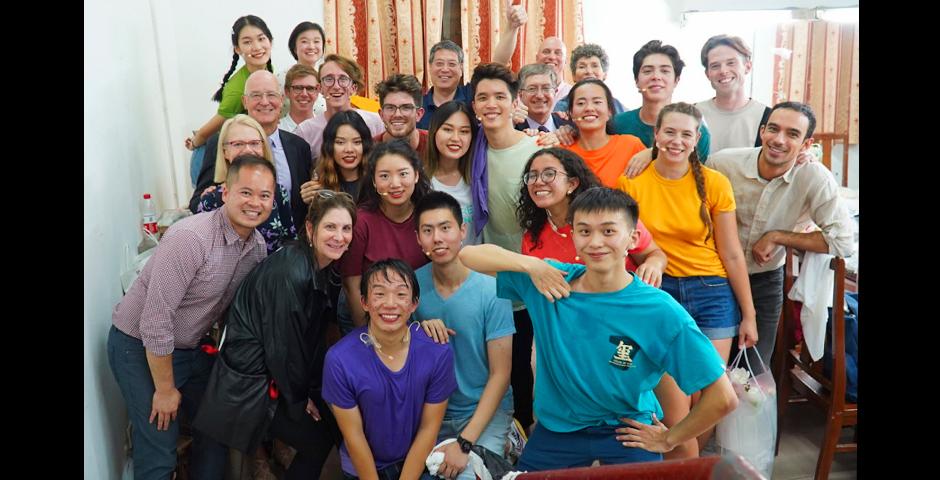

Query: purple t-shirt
339;207;430;277
322;324;457;476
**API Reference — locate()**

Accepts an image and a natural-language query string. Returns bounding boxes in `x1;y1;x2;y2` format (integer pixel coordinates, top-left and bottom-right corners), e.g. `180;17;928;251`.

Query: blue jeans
342;461;436;480
437;410;514;480
107;326;227;480
660;275;741;340
517;423;661;471
189;145;206;188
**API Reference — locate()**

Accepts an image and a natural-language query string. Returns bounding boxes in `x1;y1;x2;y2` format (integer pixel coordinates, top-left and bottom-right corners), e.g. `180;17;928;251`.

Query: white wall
85;1;323;478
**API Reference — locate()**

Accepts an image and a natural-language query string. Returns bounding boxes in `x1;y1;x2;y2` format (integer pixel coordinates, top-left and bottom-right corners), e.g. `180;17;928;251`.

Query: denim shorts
660;275;741;340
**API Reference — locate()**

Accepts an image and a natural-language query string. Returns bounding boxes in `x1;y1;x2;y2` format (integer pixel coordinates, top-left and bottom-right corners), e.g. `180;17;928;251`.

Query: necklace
361;324;412;360
546;211;568;238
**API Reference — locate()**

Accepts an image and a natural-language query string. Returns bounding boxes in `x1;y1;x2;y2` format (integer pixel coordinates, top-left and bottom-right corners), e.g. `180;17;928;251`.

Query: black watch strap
456;434;473;453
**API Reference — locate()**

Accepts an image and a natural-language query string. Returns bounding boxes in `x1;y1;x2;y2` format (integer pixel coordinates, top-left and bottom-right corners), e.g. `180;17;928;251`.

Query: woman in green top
185;15;275;175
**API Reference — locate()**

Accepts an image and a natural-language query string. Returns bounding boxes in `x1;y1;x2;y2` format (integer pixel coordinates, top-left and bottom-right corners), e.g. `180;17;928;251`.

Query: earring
567;190;573;195
574;255;580;261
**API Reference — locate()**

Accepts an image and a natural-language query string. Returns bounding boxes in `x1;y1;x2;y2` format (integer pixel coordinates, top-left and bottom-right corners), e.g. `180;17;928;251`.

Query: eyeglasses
223;139;265;149
522;85;555;95
381;104;417;115
524;168;569;185
314;189;354;201
245;91;281;102
289;85;319;94
321;75;352;87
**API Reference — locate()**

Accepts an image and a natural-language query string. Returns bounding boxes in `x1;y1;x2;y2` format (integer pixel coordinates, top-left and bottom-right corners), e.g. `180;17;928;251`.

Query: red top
521;218;653;271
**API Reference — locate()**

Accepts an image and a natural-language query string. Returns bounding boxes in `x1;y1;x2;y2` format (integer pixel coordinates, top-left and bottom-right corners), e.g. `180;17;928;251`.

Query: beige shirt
709;147;856;273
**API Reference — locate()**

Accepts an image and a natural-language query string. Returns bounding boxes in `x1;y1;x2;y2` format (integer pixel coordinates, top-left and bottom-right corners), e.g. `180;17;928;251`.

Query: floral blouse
197;183;297;254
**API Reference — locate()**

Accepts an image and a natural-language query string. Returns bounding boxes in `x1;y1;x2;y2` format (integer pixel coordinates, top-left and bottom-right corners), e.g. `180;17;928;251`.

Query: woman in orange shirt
564;79;646;188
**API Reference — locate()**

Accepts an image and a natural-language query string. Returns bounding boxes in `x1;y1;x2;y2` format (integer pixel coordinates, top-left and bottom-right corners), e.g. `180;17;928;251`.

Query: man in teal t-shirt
413;191;515;480
459;187;737;471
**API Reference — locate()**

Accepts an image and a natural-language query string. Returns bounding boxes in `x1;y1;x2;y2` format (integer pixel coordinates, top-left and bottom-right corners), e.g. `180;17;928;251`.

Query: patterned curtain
324;0;584;98
773;20;859;144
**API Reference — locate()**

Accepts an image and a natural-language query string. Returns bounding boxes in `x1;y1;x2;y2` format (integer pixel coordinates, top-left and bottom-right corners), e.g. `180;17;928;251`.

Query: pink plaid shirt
112;207;266;355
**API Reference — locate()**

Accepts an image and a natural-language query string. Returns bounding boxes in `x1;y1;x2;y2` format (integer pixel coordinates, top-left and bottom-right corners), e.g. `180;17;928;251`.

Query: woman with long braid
616;102;756;456
184;15;275;182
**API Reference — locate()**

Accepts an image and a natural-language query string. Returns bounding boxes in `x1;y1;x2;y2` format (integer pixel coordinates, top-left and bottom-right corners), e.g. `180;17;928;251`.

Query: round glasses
524;168;569;185
321;75;352;88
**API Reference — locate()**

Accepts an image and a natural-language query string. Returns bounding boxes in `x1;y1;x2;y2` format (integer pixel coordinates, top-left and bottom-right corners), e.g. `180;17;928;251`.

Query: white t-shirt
695;99;769;154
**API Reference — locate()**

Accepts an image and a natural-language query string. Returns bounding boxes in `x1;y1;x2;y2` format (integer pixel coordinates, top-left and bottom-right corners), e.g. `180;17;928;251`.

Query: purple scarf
470;125;490;238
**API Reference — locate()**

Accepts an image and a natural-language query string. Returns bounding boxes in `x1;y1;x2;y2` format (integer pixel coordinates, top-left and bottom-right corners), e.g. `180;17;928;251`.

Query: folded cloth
426;438;491;480
787;252;835;361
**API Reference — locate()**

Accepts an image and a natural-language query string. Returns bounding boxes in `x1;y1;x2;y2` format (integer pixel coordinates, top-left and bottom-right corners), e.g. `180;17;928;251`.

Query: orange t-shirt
565;134;646;187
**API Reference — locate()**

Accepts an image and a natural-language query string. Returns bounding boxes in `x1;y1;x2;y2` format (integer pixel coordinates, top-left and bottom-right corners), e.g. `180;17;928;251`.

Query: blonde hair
213;114;275;183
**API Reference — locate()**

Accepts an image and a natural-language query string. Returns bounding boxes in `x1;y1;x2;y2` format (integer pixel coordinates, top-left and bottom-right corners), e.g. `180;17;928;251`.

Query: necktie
537;125;549;133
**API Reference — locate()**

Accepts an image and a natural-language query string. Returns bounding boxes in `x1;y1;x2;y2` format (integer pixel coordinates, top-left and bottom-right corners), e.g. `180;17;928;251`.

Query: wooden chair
813;132;851;187
773;248;857;480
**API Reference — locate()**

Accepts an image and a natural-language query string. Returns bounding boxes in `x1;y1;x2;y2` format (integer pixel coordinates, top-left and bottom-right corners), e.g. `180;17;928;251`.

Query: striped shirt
111;207;266;355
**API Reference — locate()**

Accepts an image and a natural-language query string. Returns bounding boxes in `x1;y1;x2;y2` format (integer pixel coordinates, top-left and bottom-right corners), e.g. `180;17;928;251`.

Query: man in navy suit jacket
190;71;313;229
512;63;574;133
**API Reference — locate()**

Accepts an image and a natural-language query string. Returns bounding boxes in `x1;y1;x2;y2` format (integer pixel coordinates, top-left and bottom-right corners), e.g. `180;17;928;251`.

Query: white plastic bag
120;228;159;294
716;347;777;479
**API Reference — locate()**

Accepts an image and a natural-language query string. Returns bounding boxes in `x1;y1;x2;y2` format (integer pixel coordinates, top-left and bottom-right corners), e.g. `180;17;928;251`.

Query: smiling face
572;209;637;272
653;111;700;165
430;48;462;91
526;153;579;211
380;91;421;139
536;37;567;79
294;28;324;67
287;74;319;114
222;164;276;239
705;45;751;96
242;73;283;131
570;82;611;133
636;53;678;103
758;108;813;170
434;110;473;161
573;55;606;82
416;207;466;265
473;78;514;131
332;124;364;175
307;206;353;267
373;153;418;208
519;73;556;119
222;123;265;162
319;61;356;111
235;25;271;70
362;268;418;334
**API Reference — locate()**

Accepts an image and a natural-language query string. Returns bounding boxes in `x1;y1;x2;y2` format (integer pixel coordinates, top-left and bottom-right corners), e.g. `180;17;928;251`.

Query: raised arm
458;244;570;301
491;1;528;67
330;404;380;480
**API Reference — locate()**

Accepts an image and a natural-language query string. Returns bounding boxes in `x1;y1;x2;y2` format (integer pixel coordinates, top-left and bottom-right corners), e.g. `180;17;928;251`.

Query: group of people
108;10;856;480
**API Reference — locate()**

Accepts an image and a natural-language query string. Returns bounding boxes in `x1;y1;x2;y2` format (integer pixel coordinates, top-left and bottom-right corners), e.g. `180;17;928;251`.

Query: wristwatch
456;434;473;454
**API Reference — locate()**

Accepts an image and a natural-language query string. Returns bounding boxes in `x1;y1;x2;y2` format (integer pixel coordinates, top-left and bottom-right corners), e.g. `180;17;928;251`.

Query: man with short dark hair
709;101;855;364
374;74;429;158
109;156;276;480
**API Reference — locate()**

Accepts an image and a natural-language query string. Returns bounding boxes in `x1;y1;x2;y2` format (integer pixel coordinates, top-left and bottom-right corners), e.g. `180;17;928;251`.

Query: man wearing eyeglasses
373;74;429;159
294;54;386;164
191;70;314;230
280;63;320;133
513;63;574;133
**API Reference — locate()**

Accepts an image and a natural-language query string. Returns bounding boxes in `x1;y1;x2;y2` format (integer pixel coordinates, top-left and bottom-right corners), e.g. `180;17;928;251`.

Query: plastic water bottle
141;194;158;234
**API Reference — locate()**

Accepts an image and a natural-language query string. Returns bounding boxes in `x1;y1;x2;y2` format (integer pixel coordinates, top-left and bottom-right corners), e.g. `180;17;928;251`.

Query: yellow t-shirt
565;134;646;188
616;163;736;277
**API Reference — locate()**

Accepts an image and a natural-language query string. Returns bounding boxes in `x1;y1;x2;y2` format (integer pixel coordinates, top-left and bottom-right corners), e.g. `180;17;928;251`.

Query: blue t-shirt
496;261;725;433
414;266;515;419
611;108;712;161
322;324;457;476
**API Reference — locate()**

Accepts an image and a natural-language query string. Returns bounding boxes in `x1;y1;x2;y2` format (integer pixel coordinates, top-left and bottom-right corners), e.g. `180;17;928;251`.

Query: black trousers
511;308;534;429
269;395;341;479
